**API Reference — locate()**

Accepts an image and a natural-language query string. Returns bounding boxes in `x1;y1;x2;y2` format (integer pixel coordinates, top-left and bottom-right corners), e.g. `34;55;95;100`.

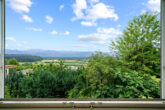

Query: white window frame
0;0;165;109
0;0;4;99
161;0;165;99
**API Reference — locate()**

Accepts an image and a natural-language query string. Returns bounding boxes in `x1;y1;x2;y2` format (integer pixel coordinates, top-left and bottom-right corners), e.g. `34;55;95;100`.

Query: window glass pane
5;0;161;99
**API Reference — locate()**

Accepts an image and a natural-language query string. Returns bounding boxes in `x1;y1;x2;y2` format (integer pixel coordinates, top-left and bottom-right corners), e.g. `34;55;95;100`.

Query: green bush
69;52;160;98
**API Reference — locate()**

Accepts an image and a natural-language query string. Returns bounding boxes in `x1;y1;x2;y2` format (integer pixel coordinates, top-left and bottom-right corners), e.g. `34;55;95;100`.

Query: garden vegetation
5;12;160;98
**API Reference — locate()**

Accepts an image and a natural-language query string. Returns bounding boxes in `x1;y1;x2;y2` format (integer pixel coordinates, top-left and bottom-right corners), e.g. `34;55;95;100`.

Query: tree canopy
110;12;160;77
7;58;19;65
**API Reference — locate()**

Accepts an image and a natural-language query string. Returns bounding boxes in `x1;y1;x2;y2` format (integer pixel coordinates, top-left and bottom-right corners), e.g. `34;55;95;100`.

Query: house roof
5;65;17;69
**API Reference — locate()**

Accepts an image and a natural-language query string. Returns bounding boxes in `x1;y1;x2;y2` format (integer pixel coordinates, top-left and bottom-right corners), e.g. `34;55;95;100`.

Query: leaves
111;12;160;77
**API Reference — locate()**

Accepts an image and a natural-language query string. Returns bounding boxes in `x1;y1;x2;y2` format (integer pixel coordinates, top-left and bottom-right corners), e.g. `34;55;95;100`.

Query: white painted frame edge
0;0;5;99
161;0;165;99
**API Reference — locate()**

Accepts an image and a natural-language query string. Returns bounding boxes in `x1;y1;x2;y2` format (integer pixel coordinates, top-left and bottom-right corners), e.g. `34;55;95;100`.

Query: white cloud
97;27;122;35
64;31;70;35
144;0;160;12
72;0;87;20
8;0;33;13
6;37;16;42
26;27;43;32
72;0;118;26
22;14;33;22
8;0;33;23
78;27;121;45
46;16;53;24
59;5;64;11
86;3;118;21
78;33;109;45
50;30;58;35
81;21;96;26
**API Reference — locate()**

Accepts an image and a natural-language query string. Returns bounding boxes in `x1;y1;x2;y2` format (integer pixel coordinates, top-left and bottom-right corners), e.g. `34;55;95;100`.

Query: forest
5;54;43;62
5;12;160;98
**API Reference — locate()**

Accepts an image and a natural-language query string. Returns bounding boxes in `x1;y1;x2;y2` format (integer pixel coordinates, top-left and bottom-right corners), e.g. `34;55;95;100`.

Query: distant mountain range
5;49;97;57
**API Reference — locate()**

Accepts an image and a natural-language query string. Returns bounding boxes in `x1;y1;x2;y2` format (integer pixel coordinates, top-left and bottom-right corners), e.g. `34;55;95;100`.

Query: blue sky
6;0;160;52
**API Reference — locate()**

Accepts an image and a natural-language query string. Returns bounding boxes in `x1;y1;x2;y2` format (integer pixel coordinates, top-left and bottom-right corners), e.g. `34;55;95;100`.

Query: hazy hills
5;49;95;57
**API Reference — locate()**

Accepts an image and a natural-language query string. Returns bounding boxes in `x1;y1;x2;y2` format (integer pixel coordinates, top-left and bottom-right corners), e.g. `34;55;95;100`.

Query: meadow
18;59;88;67
41;59;87;66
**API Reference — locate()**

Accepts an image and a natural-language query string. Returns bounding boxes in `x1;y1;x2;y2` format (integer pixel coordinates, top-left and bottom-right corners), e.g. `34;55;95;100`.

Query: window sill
0;99;165;108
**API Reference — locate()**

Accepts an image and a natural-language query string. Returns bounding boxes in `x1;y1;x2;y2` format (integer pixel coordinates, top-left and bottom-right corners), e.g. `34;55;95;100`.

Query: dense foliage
5;69;23;97
6;54;43;62
7;58;19;65
110;12;160;77
69;52;160;98
6;62;79;98
5;12;160;98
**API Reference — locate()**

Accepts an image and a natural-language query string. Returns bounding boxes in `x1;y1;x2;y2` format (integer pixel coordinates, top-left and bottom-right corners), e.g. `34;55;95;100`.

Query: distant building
70;66;78;70
5;65;33;77
5;65;17;77
21;69;33;75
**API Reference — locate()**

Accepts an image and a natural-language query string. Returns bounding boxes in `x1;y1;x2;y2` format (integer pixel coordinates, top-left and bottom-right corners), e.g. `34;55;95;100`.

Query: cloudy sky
6;0;160;52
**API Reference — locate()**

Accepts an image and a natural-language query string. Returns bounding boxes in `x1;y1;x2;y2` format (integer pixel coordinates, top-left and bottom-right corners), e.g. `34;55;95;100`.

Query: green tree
69;52;121;98
5;86;11;98
112;68;160;98
110;12;160;77
7;58;19;65
5;69;23;97
19;70;56;98
19;62;78;98
69;52;160;98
